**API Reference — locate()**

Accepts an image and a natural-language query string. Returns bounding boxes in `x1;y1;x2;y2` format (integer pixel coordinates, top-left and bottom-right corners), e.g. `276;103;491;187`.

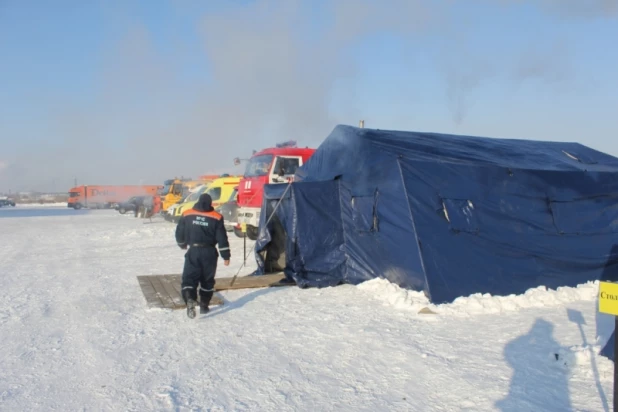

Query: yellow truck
164;184;208;222
169;175;241;223
159;177;215;214
159;178;189;211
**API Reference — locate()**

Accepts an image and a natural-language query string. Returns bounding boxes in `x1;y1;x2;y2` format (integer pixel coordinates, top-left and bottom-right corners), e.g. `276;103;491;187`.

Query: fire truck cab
235;141;315;240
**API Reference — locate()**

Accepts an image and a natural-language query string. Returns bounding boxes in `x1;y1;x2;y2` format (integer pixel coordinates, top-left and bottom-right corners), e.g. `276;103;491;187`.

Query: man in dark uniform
175;193;231;318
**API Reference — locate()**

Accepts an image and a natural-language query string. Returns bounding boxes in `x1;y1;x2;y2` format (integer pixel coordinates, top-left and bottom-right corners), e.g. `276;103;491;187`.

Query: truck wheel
74;203;82;210
247;226;258;241
233;227;247;238
119;207;126;214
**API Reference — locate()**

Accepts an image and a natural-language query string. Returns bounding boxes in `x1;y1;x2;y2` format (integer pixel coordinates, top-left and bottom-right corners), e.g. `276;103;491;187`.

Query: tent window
549;197;618;234
442;198;479;234
351;192;379;233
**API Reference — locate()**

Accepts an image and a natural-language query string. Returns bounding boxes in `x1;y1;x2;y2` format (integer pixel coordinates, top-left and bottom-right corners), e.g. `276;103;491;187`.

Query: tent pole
614;316;618;412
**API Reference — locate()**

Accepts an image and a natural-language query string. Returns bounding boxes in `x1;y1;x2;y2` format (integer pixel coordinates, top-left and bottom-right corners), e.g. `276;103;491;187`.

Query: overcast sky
1;0;617;193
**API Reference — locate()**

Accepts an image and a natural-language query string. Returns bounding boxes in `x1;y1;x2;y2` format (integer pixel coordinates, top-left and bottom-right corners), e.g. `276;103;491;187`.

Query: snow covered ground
14;202;68;207
0;207;614;411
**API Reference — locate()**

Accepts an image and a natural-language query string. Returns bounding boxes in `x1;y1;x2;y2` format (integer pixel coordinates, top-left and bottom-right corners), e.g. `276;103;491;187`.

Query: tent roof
301;125;618;173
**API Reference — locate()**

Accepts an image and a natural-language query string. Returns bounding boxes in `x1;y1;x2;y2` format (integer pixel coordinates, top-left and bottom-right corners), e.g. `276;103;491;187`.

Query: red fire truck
235;141;316;240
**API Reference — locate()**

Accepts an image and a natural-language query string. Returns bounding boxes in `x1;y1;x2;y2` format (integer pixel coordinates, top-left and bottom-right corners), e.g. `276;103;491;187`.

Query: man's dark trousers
181;245;218;306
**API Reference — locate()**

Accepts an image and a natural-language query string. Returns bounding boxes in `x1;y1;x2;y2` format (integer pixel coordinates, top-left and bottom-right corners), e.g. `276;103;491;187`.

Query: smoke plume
0;0;615;192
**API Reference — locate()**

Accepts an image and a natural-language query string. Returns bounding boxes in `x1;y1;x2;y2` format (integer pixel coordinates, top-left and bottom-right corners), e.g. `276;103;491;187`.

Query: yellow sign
240;223;247;233
599;281;618;316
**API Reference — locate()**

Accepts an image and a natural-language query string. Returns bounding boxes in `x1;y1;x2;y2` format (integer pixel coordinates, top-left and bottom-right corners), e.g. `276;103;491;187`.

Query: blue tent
254;124;618;305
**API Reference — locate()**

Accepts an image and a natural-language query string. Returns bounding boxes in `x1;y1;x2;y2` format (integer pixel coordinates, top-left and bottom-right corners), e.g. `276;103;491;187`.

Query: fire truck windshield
244;154;273;177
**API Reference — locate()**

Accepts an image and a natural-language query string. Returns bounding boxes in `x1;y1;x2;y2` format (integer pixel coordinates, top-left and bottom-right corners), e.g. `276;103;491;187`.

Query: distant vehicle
67;185;161;210
0;198;16;207
168;175;241;223
114;196;149;214
235;142;316;240
158;177;216;213
165;184;208;221
216;186;239;233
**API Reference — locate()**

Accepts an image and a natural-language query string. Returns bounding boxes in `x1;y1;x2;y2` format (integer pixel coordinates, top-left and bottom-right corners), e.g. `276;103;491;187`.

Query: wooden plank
148;276;177;309
168;274;182;287
215;273;289;290
137;275;157;299
165;274;223;306
138;275;223;310
169;276;183;297
137;275;165;308
137;272;292;311
159;276;185;308
156;272;290;291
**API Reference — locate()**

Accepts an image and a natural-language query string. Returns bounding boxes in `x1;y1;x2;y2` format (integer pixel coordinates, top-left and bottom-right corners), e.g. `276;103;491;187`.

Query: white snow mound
357;278;600;317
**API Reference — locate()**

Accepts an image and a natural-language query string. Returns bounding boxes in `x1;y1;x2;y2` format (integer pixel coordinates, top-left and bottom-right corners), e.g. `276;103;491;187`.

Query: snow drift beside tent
254;124;618;306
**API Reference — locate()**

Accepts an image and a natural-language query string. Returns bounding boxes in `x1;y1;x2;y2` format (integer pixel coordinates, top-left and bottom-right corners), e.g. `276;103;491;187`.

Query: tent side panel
338;164;426;290
400;159;618;303
289;181;347;287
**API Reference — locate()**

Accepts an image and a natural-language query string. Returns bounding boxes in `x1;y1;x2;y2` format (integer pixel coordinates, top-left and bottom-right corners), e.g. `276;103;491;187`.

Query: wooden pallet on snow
137;272;290;310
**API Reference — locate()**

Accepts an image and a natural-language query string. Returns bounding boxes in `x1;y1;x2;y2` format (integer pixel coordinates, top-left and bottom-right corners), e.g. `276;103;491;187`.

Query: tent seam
396;157;431;299
336;178;351;283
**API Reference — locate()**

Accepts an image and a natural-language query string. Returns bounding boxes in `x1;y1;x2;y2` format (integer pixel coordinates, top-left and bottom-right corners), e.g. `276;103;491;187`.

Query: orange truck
67;185;162;210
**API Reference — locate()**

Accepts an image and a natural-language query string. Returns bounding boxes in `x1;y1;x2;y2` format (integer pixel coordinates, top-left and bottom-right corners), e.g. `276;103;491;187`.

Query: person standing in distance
175;193;230;318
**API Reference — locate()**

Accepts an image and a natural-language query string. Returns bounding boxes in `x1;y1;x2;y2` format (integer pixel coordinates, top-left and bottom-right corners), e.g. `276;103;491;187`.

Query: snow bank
357;278;599;317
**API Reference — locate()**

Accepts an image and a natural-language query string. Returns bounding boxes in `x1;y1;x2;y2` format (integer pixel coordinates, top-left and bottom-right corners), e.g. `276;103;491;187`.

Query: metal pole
359;120;365;128
243;231;247;267
614;316;618;412
614;316;617;412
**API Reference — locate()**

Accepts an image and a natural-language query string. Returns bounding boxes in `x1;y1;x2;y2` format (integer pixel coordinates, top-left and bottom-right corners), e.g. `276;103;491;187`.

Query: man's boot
186;299;197;319
182;289;197;319
200;291;213;315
